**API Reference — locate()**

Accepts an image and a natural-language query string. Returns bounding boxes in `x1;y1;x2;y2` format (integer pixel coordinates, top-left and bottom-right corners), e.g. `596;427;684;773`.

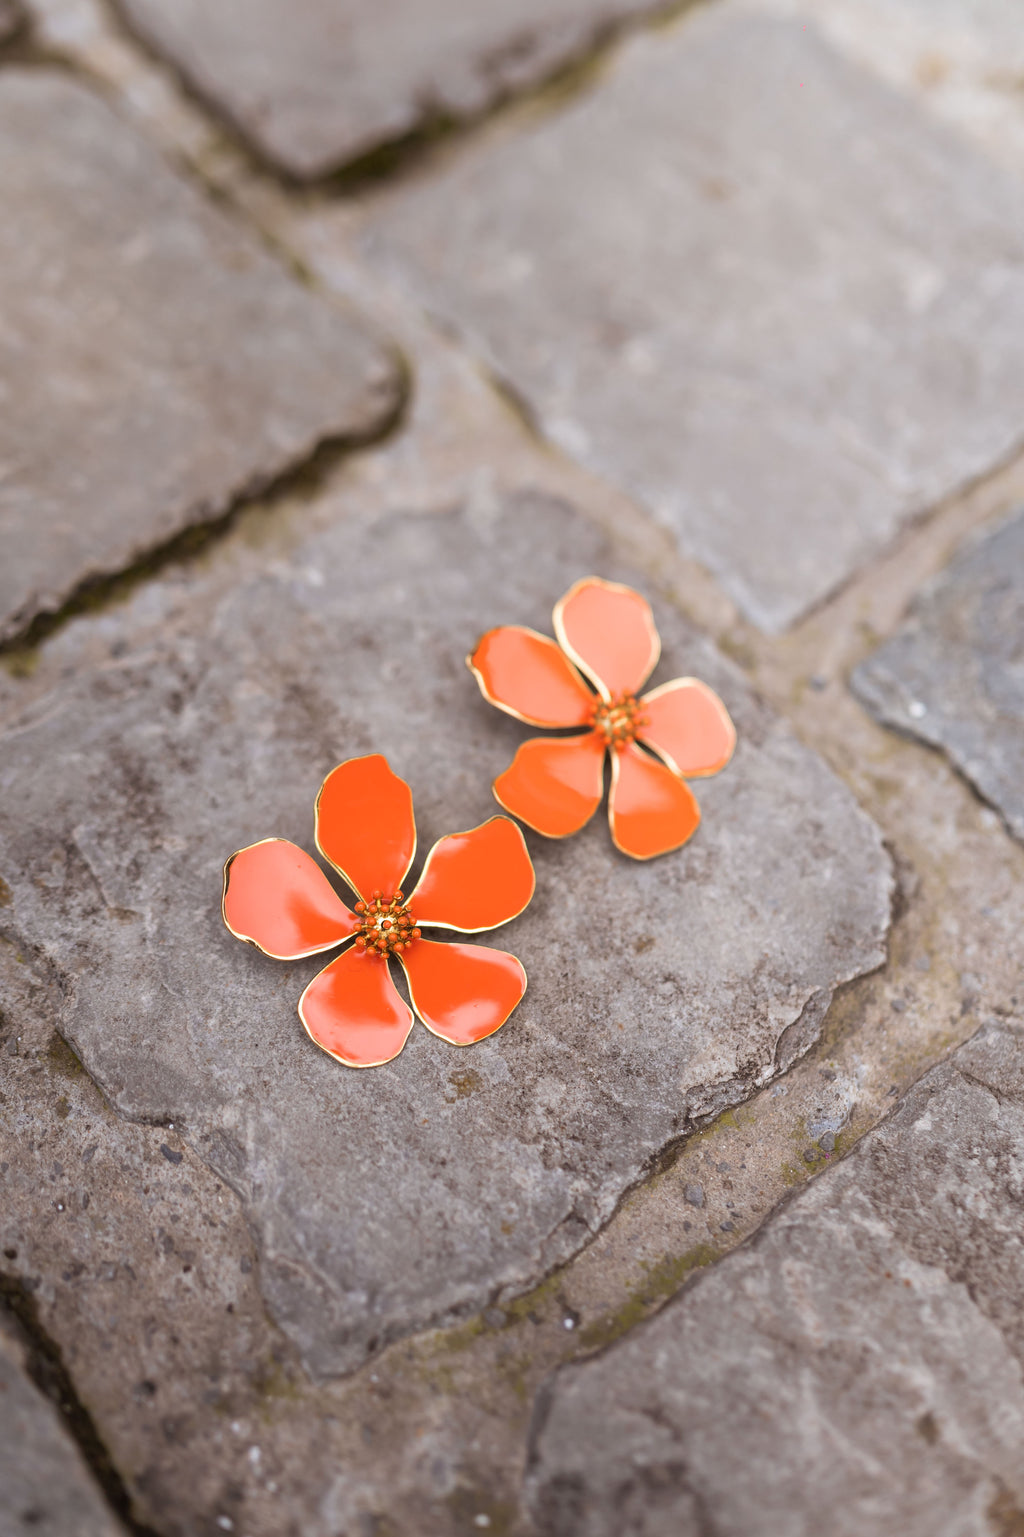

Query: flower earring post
468;576;736;860
223;755;535;1067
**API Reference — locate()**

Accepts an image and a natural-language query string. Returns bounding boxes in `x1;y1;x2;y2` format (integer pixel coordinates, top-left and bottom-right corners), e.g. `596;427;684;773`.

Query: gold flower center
591;692;647;750
353;890;420;958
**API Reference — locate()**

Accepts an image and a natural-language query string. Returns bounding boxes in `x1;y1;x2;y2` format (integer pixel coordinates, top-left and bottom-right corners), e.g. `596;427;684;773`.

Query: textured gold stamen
591;692;648;751
353;891;418;959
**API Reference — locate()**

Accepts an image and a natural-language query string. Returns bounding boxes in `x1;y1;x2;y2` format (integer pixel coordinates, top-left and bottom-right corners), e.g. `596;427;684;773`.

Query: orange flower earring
223;754;535;1067
468;577;735;860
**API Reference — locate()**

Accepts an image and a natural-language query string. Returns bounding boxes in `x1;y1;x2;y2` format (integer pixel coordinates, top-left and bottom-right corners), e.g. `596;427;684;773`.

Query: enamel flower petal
316;753;416;902
609;742;702;860
224;755;534;1068
469;626;594;728
493;732;607;839
400;940;527;1046
639;679;736;779
554;576;660;699
222;839;359;959
299;945;415;1068
470;576;735;860
411;816;535;931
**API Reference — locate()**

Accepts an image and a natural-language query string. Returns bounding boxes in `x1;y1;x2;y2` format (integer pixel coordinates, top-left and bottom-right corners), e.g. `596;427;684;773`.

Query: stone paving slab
3;280;1017;1537
115;0;674;180
0;933;295;1535
0;1322;124;1537
0;69;401;646
754;0;1024;174
362;2;1024;633
853;508;1024;844
527;1017;1024;1537
0;491;890;1378
0;0;23;41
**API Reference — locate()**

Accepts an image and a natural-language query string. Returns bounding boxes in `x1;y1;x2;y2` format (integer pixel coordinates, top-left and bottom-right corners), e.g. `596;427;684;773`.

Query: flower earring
468;576;735;859
223;754;535;1068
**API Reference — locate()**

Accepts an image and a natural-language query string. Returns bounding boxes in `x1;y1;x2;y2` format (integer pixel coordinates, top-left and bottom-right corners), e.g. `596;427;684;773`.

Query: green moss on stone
46;1032;84;1079
578;1242;719;1351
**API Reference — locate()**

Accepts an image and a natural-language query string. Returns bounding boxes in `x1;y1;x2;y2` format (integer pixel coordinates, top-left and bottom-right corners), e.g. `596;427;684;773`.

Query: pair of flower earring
222;577;735;1068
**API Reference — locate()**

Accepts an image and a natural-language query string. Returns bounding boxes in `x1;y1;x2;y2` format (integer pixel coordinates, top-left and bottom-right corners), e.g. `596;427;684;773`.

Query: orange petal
609;742;701;860
315;754;416;903
468;625;594;727
222;839;358;959
298;946;414;1068
493;732;607;839
553;576;660;699
639;678;736;778
400;939;526;1046
411;816;535;932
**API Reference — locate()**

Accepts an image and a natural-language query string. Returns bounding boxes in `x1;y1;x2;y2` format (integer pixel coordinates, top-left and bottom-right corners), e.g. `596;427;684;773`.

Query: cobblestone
363;3;1024;631
853;508;1024;844
0;0;23;41
116;0;678;179
0;932;309;1533
0;1318;124;1537
754;0;1024;173
0;69;401;645
527;1019;1024;1537
3;264;1020;1530
0;492;890;1377
1;0;1023;1530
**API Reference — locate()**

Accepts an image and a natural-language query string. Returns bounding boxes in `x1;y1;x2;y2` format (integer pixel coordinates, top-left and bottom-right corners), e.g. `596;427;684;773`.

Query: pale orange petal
222;839;358;959
400;939;526;1046
468;626;594;727
639;678;736;778
493;732;606;839
315;754;416;903
410;816;535;931
609;742;701;860
298;946;414;1068
553;576;660;699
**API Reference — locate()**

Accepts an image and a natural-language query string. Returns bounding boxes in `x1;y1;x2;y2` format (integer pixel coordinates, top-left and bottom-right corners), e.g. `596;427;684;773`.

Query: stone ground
0;2;1022;1534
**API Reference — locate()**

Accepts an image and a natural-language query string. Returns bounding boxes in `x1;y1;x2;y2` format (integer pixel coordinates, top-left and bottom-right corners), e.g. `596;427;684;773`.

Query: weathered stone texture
527;1020;1024;1537
363;3;1024;632
116;0;674;179
853;509;1024;843
0;1323;124;1537
752;0;1024;174
0;934;302;1535
0;69;401;645
0;492;890;1377
0;0;23;41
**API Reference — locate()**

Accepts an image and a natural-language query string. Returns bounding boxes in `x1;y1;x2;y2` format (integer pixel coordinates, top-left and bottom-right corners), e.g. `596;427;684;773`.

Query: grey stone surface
0;0;24;41
752;0;1024;175
853;509;1024;843
527;1019;1024;1537
0;934;298;1535
115;0;674;179
0;1324;124;1537
0;69;401;645
0;492;890;1377
363;3;1024;633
